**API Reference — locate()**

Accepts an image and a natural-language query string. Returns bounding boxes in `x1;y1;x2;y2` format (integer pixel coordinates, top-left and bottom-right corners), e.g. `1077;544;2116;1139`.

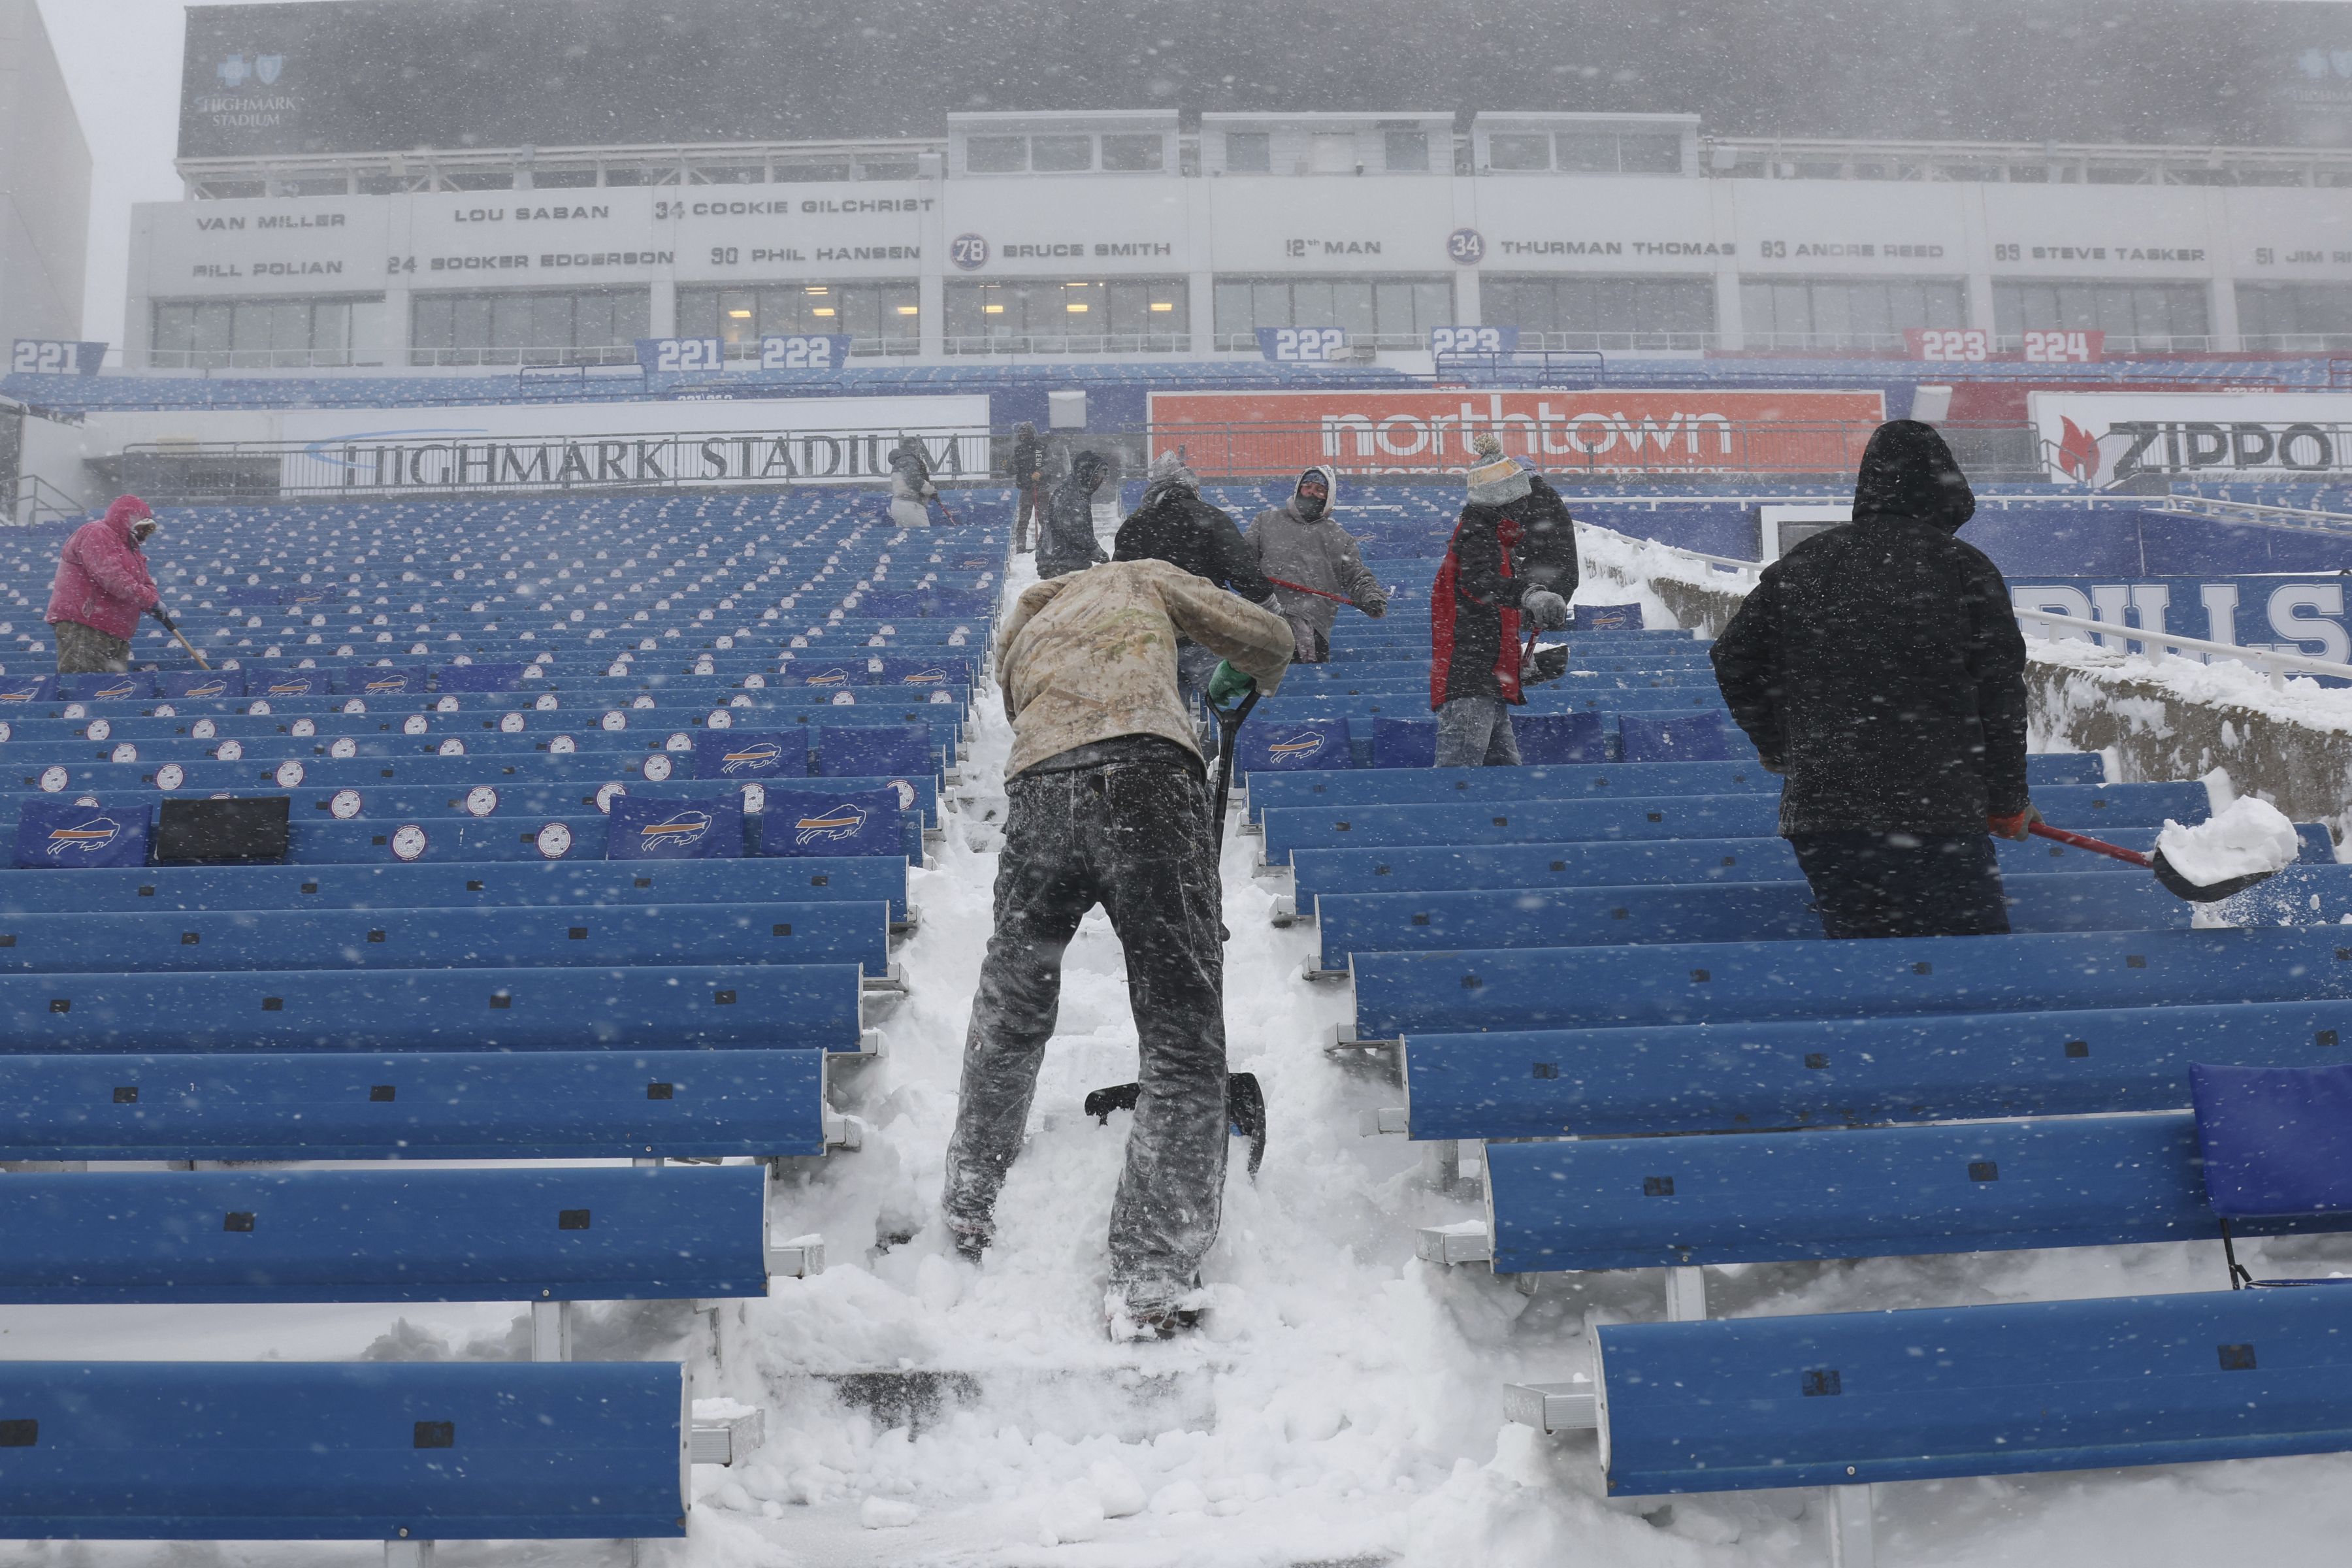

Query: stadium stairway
0;489;1004;1557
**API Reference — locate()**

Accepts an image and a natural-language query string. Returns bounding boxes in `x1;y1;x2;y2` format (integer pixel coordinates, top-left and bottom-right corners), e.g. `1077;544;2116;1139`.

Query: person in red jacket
46;496;165;674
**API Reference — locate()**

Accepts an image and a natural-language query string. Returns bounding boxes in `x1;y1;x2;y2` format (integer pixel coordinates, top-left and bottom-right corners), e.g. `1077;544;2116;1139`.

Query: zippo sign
2031;393;2352;485
1149;389;1884;477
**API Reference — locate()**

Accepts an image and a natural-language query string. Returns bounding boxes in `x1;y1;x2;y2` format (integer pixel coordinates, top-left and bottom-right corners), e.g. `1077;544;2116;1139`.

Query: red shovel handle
2029;820;2153;868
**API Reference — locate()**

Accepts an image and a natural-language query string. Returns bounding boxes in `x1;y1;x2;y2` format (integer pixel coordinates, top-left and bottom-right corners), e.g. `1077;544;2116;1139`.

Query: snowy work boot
1106;1281;1207;1343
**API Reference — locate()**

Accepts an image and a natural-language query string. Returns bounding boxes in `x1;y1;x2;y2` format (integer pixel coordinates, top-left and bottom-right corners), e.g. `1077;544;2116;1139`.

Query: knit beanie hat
1465;434;1533;505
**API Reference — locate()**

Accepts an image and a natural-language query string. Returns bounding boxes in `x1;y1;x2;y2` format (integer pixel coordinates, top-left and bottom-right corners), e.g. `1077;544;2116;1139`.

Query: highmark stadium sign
267;395;988;497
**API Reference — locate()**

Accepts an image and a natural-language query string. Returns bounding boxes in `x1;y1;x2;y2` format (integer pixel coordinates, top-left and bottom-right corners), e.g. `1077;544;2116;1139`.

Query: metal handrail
2145;496;2352;532
12;474;80;529
1590;523;2349;693
2014;607;2350;691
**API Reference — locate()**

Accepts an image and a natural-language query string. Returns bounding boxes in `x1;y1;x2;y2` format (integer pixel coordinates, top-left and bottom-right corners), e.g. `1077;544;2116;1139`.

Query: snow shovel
2029;821;2282;904
1208;686;1260;835
154;608;210;670
1085;1074;1266;1178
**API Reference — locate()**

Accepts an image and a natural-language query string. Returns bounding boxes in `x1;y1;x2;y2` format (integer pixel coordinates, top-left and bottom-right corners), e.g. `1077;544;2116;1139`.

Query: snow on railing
2014;608;2350;692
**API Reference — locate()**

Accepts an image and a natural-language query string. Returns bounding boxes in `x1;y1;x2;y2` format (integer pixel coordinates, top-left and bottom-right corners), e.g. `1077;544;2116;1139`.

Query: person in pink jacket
46;496;165;674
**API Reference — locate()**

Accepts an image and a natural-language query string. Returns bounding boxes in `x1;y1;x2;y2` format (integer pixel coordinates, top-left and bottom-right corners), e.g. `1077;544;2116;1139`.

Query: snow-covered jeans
1434;696;1522;768
889;497;932;529
941;744;1230;1310
52;620;129;675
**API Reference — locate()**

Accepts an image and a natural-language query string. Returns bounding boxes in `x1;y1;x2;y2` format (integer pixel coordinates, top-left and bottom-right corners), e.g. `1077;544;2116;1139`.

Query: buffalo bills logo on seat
640;809;715;850
898;668;950;686
92;680;137;701
794;803;868;846
804;668;853;686
45;815;123;860
0;685;39;704
266;680;314;696
183;679;228;698
363;676;410;694
1266;732;1326;760
717;742;785;776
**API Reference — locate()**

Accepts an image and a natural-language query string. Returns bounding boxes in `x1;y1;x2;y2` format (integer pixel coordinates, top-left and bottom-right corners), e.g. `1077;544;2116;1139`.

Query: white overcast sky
35;0;2352;350
38;0;324;346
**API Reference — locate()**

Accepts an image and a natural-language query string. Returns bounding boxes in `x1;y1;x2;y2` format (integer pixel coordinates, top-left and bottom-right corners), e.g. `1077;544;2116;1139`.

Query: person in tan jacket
943;557;1292;1339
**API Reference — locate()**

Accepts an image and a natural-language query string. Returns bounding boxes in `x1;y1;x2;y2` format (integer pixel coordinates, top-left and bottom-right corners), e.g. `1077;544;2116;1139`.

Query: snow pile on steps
1579;523;2352;841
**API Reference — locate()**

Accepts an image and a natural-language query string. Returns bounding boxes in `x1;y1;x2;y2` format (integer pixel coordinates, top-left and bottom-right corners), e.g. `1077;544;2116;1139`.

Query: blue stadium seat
0;1049;832;1162
1593;1289;2352;1496
1396;998;2352;1141
0;1361;689;1539
0;1164;776;1303
1349;926;2352;1039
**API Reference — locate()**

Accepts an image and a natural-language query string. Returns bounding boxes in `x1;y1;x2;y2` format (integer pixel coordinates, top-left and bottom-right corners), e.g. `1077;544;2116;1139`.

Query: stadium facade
0;0;90;351
121;0;2352;370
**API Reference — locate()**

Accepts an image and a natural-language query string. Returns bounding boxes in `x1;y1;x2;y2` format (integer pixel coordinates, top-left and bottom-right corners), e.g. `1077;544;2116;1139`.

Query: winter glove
1757;757;1787;776
1520;589;1570;631
1207;660;1256;710
1987;804;2044;841
1364;598;1387;620
146;605;176;633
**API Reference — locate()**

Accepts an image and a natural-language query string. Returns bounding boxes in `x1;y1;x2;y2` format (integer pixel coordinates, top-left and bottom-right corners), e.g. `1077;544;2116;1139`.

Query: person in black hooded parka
1710;420;2037;939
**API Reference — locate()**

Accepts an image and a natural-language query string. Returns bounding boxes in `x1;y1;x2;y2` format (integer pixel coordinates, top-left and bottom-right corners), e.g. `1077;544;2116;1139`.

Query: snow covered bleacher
0;485;987;1554
1234;583;2352;1560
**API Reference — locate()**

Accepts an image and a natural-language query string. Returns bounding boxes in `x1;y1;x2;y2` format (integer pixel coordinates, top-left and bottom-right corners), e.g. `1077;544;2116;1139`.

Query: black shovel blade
2151;846;2279;904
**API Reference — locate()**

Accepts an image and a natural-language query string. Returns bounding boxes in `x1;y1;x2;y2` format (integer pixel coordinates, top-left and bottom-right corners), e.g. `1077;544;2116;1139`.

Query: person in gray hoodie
1245;465;1387;663
1036;450;1109;579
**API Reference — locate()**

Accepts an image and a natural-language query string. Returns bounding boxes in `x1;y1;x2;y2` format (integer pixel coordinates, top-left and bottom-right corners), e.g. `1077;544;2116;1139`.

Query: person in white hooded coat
888;436;938;529
1245;466;1388;663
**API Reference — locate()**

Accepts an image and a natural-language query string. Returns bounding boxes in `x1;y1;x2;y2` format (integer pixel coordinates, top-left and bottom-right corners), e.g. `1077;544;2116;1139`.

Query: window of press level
2236;284;2352;348
1740;278;1966;348
1489;130;1684;174
1213;276;1454;350
409;288;650;367
150;296;386;370
965;135;1028;173
1993;281;2212;350
1384;131;1429;172
943;279;1188;352
1225;132;1271;173
678;283;920;355
1484;276;1717;350
1101;134;1164;172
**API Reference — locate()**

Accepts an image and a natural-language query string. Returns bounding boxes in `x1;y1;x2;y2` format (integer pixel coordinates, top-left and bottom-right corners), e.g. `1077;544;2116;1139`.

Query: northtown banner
272;395;990;496
1147;389;1885;477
